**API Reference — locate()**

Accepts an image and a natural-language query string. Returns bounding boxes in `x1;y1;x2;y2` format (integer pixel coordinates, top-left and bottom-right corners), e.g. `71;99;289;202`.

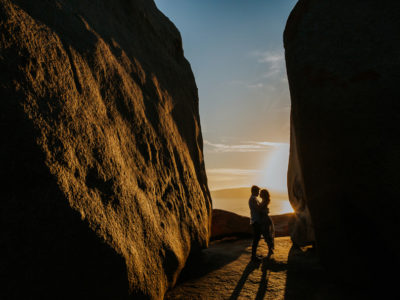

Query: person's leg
269;216;275;250
266;230;274;254
251;223;261;259
262;219;274;255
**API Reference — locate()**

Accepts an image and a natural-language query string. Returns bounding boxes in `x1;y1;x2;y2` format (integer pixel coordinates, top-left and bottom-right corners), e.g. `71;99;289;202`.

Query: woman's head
260;189;270;201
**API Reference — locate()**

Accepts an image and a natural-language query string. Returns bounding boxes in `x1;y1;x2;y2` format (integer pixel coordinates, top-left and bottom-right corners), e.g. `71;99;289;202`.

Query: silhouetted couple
248;185;275;261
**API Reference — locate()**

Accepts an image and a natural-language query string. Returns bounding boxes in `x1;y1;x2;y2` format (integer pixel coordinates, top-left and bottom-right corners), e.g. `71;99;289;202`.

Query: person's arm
249;197;262;212
259;200;267;209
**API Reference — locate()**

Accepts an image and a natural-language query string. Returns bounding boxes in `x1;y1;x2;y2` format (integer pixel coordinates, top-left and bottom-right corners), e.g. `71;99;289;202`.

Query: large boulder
211;209;294;240
285;0;400;289
0;0;211;299
211;209;253;240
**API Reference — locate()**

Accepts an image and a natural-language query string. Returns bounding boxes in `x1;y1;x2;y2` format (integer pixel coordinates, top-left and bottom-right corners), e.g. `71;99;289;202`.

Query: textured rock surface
0;0;211;298
211;209;294;240
285;0;400;289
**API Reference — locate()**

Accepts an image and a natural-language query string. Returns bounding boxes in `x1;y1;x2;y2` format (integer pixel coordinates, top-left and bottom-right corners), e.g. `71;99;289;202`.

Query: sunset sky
155;0;297;193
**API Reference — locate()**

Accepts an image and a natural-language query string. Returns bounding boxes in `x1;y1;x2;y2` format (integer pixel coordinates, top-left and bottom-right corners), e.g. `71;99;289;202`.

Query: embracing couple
248;185;275;261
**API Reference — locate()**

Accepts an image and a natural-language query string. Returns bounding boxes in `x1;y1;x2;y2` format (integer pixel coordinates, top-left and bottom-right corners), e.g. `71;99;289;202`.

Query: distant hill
210;187;289;200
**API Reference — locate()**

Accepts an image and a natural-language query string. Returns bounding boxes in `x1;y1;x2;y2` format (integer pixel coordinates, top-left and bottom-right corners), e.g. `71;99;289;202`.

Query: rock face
0;0;211;298
211;209;253;240
287;122;315;247
285;0;400;288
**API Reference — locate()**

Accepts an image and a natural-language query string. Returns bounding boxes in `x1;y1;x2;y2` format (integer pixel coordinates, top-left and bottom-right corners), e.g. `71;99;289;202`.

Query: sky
155;0;297;193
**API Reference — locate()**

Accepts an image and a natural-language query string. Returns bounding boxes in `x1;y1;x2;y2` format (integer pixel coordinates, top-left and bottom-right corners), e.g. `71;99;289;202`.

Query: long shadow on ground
255;258;288;300
176;238;249;284
228;260;261;300
229;257;288;300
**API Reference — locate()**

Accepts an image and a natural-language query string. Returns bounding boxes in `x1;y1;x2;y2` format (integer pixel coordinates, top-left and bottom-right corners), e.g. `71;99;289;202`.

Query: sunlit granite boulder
284;0;400;290
0;0;211;298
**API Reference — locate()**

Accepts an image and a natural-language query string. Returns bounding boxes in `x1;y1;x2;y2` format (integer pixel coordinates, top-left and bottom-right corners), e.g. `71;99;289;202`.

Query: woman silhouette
259;189;275;256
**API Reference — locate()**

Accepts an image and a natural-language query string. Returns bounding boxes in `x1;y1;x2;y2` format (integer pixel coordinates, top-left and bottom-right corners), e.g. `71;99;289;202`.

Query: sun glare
259;143;290;194
279;197;294;214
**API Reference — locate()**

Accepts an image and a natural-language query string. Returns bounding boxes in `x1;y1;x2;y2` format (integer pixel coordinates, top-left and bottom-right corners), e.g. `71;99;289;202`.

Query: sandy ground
165;237;345;300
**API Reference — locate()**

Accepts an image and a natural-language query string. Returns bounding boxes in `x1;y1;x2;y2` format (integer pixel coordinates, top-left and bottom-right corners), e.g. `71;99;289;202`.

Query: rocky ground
165;237;345;299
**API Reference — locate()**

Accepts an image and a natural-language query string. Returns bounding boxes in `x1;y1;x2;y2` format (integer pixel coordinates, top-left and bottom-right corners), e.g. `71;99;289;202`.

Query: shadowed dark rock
211;209;294;240
0;0;211;298
285;0;400;291
211;209;253;240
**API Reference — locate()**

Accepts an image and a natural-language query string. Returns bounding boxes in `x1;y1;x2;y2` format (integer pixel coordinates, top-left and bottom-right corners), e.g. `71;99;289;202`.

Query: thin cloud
228;80;264;89
254;141;288;147
250;50;286;82
246;83;264;89
228;50;287;89
206;168;263;175
250;50;284;64
204;140;285;153
255;51;284;64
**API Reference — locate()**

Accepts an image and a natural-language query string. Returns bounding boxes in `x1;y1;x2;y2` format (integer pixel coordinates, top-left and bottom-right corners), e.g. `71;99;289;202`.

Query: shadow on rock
230;257;288;300
255;258;288;300
229;260;261;300
284;245;345;300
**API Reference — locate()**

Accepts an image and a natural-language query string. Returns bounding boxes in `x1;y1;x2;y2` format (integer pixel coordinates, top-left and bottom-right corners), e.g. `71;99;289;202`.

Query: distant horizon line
209;185;288;194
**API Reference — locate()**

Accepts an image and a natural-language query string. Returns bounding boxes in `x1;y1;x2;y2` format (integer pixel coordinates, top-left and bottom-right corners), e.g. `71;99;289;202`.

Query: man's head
251;185;260;196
